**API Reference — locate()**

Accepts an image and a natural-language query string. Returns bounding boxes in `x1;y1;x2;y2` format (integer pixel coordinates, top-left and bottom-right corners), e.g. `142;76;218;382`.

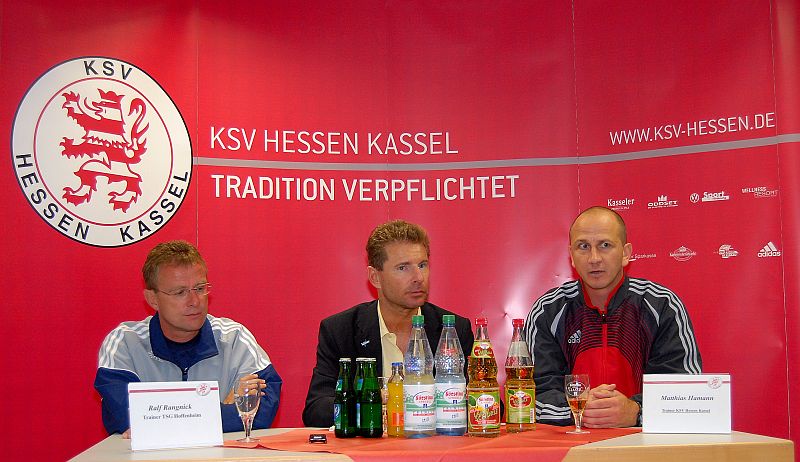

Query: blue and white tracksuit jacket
94;313;281;434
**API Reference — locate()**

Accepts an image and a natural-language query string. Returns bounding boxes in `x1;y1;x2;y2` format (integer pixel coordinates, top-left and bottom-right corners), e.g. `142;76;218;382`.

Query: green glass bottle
359;358;383;437
334;358;357;438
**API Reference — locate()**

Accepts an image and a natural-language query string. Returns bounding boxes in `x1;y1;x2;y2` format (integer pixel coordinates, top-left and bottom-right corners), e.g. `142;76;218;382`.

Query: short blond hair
366;220;430;270
142;240;207;290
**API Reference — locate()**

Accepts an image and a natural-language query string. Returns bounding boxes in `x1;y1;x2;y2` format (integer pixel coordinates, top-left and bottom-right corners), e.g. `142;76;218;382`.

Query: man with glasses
94;240;282;436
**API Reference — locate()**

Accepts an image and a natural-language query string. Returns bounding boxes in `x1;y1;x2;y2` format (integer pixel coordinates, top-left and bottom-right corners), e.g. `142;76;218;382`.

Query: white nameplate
642;374;731;433
128;381;223;451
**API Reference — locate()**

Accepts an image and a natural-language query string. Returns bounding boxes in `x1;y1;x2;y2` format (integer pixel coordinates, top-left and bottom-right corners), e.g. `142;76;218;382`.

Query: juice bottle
386;361;404;437
505;318;535;432
466;317;500;437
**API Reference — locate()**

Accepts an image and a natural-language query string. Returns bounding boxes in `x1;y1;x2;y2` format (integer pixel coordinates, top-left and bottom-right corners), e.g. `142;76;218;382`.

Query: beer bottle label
506;388;535;424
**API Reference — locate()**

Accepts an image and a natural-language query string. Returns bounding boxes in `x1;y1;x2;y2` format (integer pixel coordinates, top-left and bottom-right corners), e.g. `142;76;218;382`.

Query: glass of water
234;377;261;442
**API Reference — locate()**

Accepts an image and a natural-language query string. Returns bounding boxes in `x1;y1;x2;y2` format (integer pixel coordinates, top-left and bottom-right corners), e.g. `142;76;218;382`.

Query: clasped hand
581;383;639;428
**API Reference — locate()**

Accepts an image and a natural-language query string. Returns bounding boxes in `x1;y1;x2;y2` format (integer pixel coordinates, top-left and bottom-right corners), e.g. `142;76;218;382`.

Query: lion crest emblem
12;57;192;247
60;89;149;211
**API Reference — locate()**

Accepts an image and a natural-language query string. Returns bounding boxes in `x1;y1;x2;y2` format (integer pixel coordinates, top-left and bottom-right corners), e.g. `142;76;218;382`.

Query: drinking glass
378;376;388;432
234;377;262;442
564;374;590;434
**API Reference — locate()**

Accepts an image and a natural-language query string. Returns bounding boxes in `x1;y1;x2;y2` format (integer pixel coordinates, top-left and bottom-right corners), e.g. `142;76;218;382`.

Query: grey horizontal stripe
194;133;800;172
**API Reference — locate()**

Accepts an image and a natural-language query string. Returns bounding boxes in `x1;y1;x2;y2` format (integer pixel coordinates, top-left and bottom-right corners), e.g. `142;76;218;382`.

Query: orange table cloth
225;425;640;462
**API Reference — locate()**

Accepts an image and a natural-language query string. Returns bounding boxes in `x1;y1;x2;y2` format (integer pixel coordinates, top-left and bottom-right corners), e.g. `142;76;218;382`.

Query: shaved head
570;206;627;244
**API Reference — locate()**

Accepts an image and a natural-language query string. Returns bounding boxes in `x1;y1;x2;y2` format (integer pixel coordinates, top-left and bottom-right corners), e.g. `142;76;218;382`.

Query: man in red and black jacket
524;206;702;427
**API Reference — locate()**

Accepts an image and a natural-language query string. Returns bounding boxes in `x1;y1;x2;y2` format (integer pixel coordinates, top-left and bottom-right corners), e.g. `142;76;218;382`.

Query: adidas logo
758;241;782;258
567;330;581;344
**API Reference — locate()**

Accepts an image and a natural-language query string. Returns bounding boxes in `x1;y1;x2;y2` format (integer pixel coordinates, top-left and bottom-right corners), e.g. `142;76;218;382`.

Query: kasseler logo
607;197;634;210
11;57;192;247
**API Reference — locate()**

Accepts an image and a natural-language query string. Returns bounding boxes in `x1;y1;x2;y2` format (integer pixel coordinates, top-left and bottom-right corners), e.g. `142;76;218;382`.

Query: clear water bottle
434;314;467;436
403;315;436;438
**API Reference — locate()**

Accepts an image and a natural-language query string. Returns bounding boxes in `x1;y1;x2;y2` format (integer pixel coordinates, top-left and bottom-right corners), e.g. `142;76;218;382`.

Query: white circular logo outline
11;57;192;247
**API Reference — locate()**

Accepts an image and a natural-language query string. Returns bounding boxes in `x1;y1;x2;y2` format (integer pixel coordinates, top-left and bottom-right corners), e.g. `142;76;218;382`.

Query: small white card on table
642;373;731;434
128;381;223;451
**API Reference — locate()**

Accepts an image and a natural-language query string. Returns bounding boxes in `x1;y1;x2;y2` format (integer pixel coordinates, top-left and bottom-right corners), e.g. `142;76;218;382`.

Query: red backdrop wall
1;1;797;459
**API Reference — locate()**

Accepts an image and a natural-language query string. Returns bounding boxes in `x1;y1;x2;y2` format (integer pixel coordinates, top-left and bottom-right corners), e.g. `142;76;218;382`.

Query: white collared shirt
377;302;421;378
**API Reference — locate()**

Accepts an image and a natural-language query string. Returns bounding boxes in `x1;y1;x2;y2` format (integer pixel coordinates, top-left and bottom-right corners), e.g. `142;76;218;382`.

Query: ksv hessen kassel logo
11;57;192;247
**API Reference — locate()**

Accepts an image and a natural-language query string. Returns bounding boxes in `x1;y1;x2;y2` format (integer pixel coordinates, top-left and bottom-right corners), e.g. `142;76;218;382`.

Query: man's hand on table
581;383;639;428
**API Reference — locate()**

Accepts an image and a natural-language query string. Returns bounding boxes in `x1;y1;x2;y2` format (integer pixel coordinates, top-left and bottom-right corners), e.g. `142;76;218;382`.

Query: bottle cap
442;314;455;325
512;318;524;327
412;315;424;326
365;358;376;362
339;357;352;362
391;361;403;367
475;317;488;326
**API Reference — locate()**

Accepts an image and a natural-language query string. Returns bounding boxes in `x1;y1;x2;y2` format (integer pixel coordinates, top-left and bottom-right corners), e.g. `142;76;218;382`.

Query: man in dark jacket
524;206;702;428
303;220;474;427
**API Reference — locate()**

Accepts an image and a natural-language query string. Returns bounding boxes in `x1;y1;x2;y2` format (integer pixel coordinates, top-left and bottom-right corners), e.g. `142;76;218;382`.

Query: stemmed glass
564;374;590;434
378;376;389;433
234;377;261;442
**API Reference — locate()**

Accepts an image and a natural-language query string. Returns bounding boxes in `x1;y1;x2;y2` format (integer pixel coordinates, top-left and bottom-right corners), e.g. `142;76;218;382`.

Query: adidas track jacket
94;313;282;434
523;276;702;426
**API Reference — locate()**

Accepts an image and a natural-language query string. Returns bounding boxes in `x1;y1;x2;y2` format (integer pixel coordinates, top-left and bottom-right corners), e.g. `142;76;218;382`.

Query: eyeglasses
155;283;212;299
